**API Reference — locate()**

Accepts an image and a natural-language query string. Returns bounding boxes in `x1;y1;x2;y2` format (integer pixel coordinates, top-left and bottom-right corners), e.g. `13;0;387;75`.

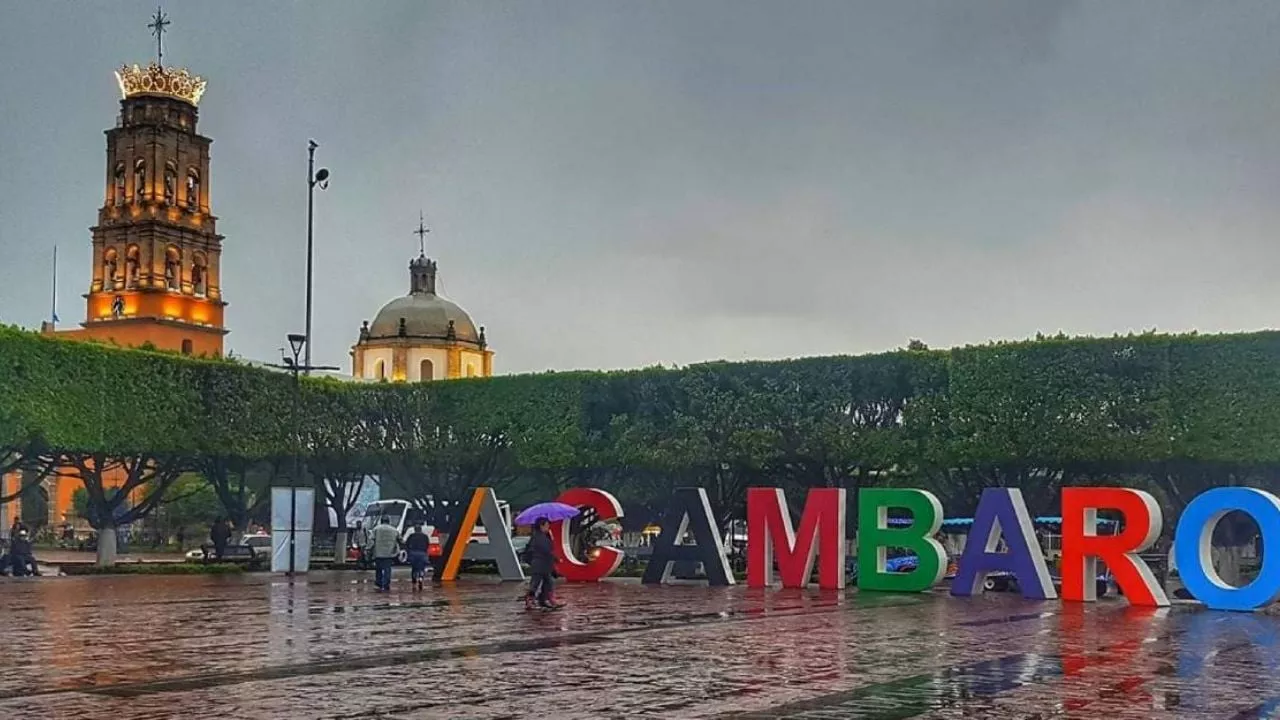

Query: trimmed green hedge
5;325;1280;475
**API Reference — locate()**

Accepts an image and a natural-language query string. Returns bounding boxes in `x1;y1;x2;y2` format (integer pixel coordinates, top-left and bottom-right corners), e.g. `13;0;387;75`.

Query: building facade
4;56;227;535
351;249;493;381
42;62;226;356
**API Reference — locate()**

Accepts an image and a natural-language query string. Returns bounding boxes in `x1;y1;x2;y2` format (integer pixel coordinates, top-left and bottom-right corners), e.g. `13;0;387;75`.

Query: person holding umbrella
524;517;563;610
514;501;578;610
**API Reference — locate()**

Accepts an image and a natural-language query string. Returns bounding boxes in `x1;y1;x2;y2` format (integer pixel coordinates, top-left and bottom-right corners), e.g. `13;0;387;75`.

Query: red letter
747;487;846;589
550;487;624;582
1061;487;1167;607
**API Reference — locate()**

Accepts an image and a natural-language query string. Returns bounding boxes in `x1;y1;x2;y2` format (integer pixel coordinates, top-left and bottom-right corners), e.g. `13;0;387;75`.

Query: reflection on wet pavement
0;571;1276;718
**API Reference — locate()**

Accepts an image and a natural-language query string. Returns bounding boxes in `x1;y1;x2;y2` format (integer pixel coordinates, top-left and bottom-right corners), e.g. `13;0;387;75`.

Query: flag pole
50;245;58;325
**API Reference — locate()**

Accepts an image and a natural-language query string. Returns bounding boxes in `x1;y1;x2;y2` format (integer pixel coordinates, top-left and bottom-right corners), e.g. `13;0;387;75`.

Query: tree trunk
334;529;349;564
97;526;118;567
1213;546;1245;588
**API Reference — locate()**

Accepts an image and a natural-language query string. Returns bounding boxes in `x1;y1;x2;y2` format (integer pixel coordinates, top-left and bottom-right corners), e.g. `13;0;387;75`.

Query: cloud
2;1;1279;374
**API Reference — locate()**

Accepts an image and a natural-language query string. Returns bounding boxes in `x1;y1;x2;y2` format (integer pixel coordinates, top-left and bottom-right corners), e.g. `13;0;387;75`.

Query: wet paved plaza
1;571;1279;719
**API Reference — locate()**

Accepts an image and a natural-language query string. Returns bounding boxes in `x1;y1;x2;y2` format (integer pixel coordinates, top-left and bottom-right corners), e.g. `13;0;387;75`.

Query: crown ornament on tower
115;63;207;106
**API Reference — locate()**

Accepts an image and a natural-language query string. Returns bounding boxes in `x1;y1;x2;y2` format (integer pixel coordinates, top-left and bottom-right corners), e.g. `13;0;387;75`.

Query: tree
316;470;366;561
373;382;527;529
300;387;386;560
53;452;189;566
199;455;274;539
0;440;57;505
152;473;223;549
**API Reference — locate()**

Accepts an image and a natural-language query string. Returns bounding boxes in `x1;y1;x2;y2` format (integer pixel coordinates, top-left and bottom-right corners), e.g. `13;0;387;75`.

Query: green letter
857;488;947;592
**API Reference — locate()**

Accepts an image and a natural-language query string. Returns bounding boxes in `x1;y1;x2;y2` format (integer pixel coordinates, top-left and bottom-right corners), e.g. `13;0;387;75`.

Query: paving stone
0;571;1275;718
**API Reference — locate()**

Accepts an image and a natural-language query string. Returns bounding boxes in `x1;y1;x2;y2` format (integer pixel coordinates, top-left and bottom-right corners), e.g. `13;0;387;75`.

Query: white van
359;499;438;563
359;498;515;562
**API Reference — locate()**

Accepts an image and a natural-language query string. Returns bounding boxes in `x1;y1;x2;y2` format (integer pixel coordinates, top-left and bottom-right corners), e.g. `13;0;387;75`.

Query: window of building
125;245;140;289
181;339;193;356
163;163;176;206
102;248;119;291
374;359;386;381
420;359;434;381
191;253;207;296
186;169;200;210
113;163;126;206
133;159;146;203
165;246;181;291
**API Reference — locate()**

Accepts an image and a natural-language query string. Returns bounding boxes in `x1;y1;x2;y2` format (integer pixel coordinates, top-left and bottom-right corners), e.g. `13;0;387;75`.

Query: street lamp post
305;141;330;376
271;333;337;577
285;333;305;575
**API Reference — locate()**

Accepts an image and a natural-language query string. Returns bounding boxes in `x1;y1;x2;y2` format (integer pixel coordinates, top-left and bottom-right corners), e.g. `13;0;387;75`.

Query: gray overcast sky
2;1;1279;374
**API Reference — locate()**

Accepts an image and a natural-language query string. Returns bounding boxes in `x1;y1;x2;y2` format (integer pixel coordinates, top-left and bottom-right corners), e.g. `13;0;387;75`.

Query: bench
195;544;262;567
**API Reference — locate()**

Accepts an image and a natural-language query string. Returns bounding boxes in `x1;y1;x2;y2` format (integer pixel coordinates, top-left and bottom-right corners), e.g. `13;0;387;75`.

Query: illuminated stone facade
43;63;226;357
8;61;228;532
351;252;493;382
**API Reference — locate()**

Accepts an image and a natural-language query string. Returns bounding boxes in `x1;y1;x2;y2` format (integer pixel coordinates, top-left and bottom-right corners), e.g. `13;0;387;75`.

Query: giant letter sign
951;488;1056;599
1061;487;1167;606
643;487;735;586
747;487;845;589
1173;487;1280;612
550;487;624;582
438;487;525;582
857;488;946;593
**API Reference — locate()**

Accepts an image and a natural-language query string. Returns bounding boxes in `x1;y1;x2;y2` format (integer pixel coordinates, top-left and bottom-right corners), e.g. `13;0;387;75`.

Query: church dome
367;293;481;344
360;252;486;347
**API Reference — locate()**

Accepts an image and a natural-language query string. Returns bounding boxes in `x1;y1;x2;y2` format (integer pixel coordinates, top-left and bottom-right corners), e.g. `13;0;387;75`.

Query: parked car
185;532;272;562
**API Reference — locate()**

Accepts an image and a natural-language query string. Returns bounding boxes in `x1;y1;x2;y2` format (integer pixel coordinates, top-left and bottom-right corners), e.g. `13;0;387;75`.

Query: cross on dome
414;211;430;256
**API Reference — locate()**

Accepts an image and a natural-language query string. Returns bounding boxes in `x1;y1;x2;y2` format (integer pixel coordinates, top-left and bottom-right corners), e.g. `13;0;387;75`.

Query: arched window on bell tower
163;163;176;206
164;246;181;291
113;163;126;206
186;169;200;211
374;359;386;381
125;245;140;289
191;252;207;297
420;359;434;381
133;159;147;203
102;248;119;291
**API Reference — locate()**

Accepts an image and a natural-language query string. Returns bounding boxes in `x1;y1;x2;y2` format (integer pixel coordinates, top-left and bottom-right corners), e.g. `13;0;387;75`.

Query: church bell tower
49;10;227;356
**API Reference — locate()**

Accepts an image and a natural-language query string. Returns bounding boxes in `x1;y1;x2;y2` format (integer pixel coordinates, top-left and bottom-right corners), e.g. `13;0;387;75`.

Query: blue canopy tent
883;516;1120;530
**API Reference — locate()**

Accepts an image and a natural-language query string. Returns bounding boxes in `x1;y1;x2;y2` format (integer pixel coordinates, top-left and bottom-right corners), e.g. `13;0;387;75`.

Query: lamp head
287;333;307;359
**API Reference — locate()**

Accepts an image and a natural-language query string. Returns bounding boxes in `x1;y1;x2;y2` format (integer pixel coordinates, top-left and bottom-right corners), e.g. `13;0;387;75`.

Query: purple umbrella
514;502;579;526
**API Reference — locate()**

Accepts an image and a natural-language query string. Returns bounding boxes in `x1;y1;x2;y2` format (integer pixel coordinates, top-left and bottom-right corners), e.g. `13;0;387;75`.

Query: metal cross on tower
414;212;430;255
148;7;170;66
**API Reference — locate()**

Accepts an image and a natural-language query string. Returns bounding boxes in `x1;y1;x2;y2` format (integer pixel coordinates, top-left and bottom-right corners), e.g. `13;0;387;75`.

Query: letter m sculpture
747;487;846;589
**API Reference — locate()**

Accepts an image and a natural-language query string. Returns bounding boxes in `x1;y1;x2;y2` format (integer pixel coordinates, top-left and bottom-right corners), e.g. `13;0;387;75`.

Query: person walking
371;517;400;592
405;522;431;591
524;517;563;610
210;517;231;561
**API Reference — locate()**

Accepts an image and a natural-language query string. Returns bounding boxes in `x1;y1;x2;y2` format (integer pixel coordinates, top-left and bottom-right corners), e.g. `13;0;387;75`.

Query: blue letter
1173;487;1280;612
952;488;1056;600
